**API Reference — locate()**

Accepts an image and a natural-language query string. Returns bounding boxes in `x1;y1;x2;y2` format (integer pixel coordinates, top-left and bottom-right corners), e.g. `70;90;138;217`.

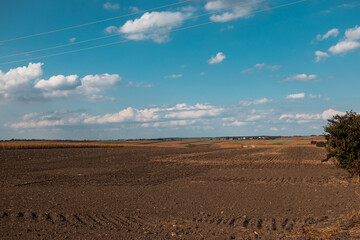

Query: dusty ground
1;145;360;239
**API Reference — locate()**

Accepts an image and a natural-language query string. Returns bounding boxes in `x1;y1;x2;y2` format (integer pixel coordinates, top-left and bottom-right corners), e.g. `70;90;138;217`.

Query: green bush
315;141;326;148
310;140;326;147
324;111;360;176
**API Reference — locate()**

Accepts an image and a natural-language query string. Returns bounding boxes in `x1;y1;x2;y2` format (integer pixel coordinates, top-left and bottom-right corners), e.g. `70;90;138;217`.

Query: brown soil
1;146;360;239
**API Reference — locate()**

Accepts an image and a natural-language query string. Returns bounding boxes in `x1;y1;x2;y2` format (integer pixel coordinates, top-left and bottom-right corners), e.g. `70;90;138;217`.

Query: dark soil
1;146;360;239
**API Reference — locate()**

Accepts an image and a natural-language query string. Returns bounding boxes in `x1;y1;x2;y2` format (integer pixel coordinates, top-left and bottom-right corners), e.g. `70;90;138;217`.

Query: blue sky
0;0;359;140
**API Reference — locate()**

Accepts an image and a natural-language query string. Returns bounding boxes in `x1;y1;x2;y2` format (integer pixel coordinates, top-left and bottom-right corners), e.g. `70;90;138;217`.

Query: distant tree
324;111;360;176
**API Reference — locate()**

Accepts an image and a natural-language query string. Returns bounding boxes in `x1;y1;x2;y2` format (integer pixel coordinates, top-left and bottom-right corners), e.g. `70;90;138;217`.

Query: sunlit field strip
0;136;326;150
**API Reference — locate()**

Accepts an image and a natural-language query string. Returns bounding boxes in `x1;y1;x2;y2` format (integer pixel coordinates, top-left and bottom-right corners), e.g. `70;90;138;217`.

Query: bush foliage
324;111;360;176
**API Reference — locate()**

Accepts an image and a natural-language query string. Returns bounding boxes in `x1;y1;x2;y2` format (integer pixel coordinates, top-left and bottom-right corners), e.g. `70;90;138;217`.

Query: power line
0;0;307;66
0;0;192;44
0;0;263;59
0;34;119;59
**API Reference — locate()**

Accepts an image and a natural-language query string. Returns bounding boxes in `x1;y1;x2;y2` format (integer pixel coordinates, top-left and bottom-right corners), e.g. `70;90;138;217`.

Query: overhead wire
0;0;307;66
0;0;192;44
0;0;264;59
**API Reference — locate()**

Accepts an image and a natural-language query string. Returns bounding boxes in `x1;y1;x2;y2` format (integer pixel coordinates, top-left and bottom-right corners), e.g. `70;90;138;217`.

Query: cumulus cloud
9;103;224;129
314;51;329;62
79;74;121;93
345;25;360;41
205;0;264;22
9;110;83;129
239;98;272;106
0;63;121;102
329;40;360;54
208;52;226;64
37;73;121;99
328;25;360;55
118;11;190;43
279;109;345;123
316;28;339;41
164;104;224;119
35;75;80;91
284;74;317;82
322;109;345;120
286;93;305;99
0;62;43;102
104;2;120;10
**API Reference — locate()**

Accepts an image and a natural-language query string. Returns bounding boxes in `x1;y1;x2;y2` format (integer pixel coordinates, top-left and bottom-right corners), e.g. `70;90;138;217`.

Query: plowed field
1;145;360;239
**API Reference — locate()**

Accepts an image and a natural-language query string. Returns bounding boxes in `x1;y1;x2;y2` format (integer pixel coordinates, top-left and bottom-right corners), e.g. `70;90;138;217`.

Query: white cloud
118;11;190;43
241;63;280;73
220;25;234;31
270;127;278;131
328;25;360;55
246;114;263;121
345;25;360;41
165;74;182;79
9;110;82;129
80;74;121;93
286;93;305;99
309;94;322;99
200;72;207;75
205;0;264;22
239;98;272;106
223;120;247;127
314;51;329;62
0;62;43;90
253;98;270;104
104;2;120;10
11;120;64;129
35;75;80;91
221;117;235;121
316;28;339;41
0;62;43;102
254;63;265;68
280;113;320;121
322;109;345;120
9;103;224;129
181;5;197;12
127;81;152;88
105;26;118;34
69;37;76;43
0;63;121;102
279;109;345;123
85;107;139;124
284;74;317;82
208;52;226;64
329;40;360;54
221;108;274;125
142;120;197;128
87;95;116;102
164;104;223;119
129;6;139;12
39;73;121;99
